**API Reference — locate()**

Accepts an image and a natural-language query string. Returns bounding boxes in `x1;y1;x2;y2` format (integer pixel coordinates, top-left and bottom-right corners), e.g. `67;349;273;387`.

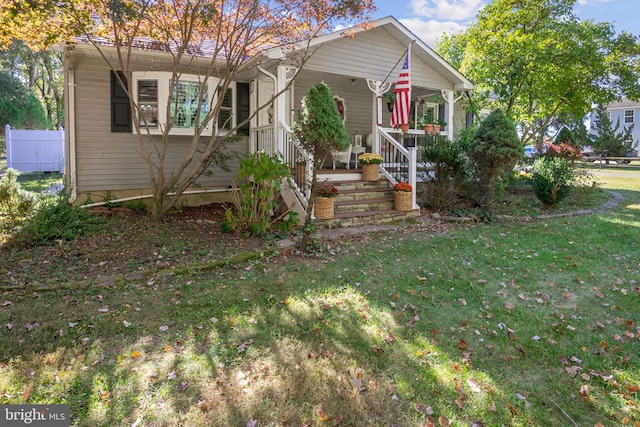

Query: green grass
0;174;638;426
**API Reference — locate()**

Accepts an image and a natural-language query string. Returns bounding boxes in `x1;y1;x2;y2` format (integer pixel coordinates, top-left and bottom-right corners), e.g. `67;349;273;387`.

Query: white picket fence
5;124;65;173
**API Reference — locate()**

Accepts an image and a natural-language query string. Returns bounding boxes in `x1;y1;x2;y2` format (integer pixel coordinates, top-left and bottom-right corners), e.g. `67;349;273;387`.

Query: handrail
278;120;312;205
376;126;418;210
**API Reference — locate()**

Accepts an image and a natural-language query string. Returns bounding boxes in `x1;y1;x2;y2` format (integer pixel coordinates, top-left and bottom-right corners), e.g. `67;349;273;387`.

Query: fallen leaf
97;306;109;313
123;320;131;328
159;325;169;332
131;350;142;359
318;407;330;422
22;386;32;401
467;378;482;393
177;381;188;392
458;298;467;306
458;339;468;350
333;413;343;426
506;403;519;415
237;339;253;353
246;418;257;427
438;414;450;426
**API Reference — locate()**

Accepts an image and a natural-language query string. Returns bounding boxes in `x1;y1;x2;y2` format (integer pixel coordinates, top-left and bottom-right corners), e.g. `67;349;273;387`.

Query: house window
170;80;208;129
132;72;235;135
624;110;634;124
137;79;158;128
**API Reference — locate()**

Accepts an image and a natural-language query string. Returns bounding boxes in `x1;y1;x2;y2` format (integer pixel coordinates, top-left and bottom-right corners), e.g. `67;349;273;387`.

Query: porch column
366;79;392;155
442;89;454;141
276;65;297;154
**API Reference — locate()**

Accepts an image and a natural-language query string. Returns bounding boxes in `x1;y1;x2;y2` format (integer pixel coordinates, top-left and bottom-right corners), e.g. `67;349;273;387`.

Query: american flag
391;51;411;129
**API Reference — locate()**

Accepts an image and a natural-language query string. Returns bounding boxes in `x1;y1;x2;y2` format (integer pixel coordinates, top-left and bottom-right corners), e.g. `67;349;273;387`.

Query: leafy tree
1;0;374;220
1;41;64;128
293;82;349;249
589;104;635;157
0;71;49;129
470;108;522;209
437;0;640;145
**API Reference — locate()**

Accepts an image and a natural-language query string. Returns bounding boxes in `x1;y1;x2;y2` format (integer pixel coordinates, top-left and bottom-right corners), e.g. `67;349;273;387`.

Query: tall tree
1;41;64;128
1;0;375;219
0;71;49;129
437;0;640;145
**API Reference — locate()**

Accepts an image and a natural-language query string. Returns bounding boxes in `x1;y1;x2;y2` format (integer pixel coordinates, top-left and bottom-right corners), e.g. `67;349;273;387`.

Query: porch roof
243;16;474;92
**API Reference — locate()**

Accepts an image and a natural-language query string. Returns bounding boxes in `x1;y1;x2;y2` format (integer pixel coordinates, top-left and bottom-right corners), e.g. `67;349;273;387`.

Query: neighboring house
590;99;640;147
60;16;474;217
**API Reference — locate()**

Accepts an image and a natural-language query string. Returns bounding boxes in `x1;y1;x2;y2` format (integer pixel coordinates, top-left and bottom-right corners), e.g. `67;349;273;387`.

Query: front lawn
0;172;638;426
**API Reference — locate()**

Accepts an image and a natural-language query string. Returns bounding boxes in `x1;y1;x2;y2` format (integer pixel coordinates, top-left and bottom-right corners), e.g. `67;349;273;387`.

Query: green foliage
554;127;576;146
224;152;292;236
14;193;105;246
589;104;635;156
0;168;37;232
470;109;523;209
420;134;470;210
438;0;640;145
0;71;49;129
531;157;573;205
293;82;349;168
122;200;148;212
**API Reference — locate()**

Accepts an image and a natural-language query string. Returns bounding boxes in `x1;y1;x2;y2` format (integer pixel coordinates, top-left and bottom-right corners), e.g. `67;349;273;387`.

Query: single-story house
61;16;474;222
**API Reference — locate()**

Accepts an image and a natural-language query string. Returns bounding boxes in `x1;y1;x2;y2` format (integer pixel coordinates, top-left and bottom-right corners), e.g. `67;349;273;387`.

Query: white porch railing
252;125;276;156
376;126;419;210
251;122;311;207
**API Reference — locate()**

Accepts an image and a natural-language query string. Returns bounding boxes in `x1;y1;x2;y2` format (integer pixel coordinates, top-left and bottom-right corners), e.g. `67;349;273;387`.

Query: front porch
241;17;474;227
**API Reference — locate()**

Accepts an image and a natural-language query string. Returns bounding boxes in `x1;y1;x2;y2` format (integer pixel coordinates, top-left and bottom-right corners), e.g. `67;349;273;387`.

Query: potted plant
315;183;338;219
383;90;395;112
418;111;438;134
358;153;383;181
393;181;413;211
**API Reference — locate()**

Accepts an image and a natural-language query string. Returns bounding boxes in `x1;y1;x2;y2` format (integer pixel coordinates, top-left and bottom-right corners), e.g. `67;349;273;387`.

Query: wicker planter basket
315;196;335;219
295;165;307;189
394;191;412;211
362;163;379;181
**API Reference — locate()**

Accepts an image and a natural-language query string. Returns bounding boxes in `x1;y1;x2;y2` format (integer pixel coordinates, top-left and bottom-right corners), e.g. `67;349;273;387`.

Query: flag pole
381;40;416;86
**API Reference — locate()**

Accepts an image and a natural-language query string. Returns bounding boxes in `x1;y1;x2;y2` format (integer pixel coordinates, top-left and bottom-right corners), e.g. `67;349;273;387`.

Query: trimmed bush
531;157;572;205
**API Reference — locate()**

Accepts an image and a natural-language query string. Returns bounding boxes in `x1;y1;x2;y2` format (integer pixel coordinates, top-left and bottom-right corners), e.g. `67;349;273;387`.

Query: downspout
64;46;78;204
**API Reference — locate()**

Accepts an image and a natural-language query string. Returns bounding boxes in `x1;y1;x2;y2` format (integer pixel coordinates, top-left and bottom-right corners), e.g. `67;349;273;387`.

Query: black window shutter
111;71;132;133
438;104;446;130
466;112;474;128
236;82;250;136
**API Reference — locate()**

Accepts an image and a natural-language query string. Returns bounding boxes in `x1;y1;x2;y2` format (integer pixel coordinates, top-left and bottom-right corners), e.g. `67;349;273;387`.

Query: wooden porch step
315;208;421;228
311;170;420;228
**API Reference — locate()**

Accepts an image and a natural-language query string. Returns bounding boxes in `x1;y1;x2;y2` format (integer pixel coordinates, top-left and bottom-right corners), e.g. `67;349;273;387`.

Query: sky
371;0;640;48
